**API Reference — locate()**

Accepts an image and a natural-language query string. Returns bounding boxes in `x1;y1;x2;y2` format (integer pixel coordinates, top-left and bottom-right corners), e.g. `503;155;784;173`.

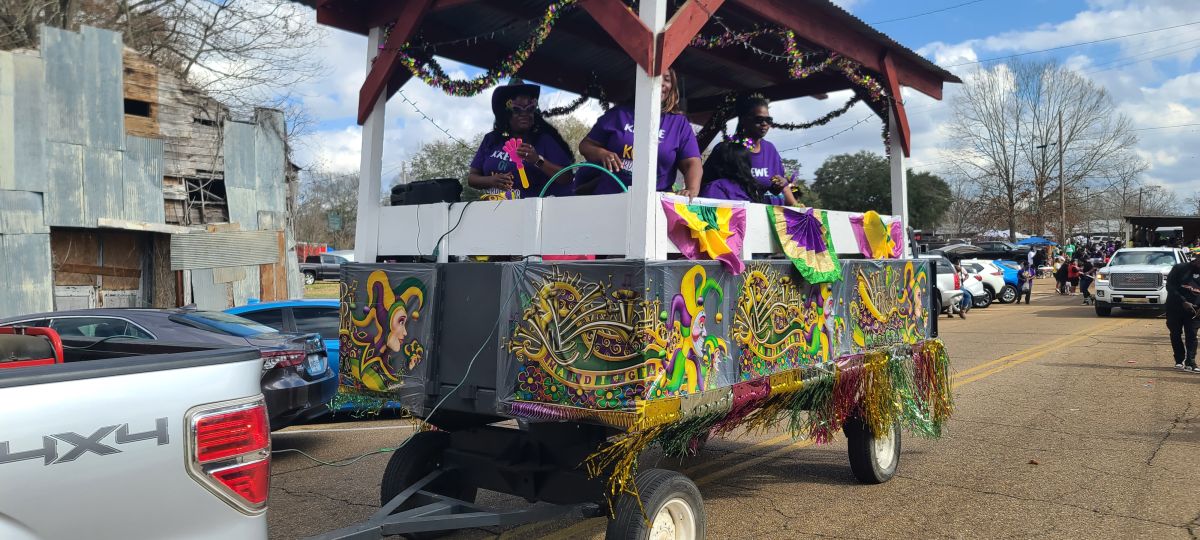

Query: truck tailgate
0;348;268;540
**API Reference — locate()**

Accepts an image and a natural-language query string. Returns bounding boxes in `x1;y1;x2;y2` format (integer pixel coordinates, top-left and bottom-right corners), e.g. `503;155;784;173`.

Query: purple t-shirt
748;139;786;192
585;104;701;195
698;178;754;202
469;132;574;198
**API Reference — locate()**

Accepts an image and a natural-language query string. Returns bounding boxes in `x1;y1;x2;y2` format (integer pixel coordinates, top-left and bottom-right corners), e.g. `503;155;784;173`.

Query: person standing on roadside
1165;254;1200;371
1079;258;1097;305
1016;261;1035;304
1054;257;1069;294
1067;258;1081;294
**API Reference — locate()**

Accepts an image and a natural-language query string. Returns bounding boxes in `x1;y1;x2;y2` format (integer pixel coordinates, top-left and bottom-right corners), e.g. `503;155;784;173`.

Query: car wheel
973;290;993;308
998;284;1018;304
606;469;705;540
303;271;316;285
1095;303;1112;317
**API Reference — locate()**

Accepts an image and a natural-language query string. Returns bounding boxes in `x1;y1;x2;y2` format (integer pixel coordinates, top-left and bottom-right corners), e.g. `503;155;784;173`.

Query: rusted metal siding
254;109;286;215
44;142;86;228
0;234;53;314
83;147;124;227
169;230;281;270
123;136;166;224
0;191;48;234
1;51;47;193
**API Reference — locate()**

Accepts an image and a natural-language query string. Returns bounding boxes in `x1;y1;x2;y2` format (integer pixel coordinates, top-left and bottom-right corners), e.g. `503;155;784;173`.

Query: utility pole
1058;111;1066;243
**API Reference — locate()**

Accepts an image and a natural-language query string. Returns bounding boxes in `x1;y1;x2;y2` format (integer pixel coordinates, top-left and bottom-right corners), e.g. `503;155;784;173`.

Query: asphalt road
268;286;1200;539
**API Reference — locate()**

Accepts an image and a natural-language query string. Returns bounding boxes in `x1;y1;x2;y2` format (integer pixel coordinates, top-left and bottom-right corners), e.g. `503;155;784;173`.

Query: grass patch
304;282;339;299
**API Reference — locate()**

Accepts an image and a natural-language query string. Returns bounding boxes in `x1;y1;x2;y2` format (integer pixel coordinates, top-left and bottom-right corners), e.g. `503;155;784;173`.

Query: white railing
375;193;897;261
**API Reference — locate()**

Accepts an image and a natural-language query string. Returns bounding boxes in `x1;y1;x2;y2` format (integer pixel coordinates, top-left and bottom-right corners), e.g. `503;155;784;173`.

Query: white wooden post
888;106;910;256
625;0;668;260
355;27;386;264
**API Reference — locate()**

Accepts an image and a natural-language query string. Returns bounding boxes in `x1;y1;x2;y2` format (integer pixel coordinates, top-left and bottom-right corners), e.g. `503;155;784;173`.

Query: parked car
1094;247;1188;316
0;334;269;539
300;253;349;285
971;240;1031;261
227;299;340;380
992;260;1022;303
918;254;963;315
958;259;1007;307
0;308;336;430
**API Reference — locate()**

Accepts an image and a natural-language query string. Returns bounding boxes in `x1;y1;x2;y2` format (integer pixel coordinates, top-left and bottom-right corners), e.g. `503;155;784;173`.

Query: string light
396;90;473;151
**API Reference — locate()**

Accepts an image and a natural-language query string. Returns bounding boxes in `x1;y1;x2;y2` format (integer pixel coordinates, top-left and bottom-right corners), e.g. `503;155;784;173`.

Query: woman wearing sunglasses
732;95;797;206
577;69;702;197
467;80;575;198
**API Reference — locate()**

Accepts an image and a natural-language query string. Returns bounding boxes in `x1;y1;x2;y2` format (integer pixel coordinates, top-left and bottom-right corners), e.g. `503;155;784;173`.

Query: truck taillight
195;406;269;463
186;397;270;514
261;349;304;370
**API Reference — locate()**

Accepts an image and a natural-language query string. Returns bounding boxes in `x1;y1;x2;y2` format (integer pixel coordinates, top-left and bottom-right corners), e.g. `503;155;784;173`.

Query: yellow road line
529;317;1128;539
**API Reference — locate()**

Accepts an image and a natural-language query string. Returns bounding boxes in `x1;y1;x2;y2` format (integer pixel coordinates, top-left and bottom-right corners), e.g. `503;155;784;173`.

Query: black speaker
390;178;462;206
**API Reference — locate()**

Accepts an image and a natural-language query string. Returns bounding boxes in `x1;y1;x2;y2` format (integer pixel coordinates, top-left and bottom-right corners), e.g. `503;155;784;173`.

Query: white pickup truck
0;334;270;539
1094;247;1189;316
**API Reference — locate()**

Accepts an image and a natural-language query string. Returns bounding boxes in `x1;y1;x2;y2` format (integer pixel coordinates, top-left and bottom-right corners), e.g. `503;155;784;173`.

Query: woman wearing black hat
467;81;575;198
732;95;797;206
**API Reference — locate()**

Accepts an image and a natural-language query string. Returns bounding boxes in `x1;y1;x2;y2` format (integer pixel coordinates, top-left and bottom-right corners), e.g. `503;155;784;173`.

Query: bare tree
952;59;1143;241
949;65;1025;241
1016;61;1139;237
1;0;324;122
293;169;358;248
941;174;989;237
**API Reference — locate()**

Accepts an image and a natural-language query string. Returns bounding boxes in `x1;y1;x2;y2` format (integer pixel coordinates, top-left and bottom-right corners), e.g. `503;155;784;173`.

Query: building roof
289;0;959;119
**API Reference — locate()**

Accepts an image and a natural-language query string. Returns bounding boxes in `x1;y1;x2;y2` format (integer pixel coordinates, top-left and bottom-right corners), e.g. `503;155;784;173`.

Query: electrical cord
282;258;532;470
271;447;398;467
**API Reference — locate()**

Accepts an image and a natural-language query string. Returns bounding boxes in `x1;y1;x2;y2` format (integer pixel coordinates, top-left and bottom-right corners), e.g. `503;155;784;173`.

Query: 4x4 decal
0;418;169;466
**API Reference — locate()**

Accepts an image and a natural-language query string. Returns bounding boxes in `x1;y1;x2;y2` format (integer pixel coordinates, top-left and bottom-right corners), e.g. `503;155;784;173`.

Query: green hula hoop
538;162;628;198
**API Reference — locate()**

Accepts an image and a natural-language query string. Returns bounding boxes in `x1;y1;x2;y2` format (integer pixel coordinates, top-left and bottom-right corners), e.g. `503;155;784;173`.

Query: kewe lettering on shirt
618;125;669;172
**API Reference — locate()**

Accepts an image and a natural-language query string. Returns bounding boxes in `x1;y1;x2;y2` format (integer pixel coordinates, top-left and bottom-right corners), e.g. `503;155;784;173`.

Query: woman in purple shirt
733;95;797;206
577;69;703;197
697;140;769;203
467;81;575;198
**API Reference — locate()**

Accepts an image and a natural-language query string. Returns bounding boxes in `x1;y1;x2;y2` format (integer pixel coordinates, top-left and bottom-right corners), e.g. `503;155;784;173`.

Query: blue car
227;299;341;374
993;260;1022;303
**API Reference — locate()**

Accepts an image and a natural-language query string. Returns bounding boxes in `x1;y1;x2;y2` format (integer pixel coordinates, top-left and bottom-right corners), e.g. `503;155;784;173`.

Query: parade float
292;1;961;538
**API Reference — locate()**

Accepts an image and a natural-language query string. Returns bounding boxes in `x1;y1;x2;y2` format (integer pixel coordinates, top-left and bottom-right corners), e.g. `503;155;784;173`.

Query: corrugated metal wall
0;25;302;318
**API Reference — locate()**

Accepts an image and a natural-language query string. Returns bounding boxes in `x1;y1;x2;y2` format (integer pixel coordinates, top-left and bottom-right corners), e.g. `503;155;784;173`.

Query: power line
942;20;1200;68
871;0;988;25
1131;122;1200;131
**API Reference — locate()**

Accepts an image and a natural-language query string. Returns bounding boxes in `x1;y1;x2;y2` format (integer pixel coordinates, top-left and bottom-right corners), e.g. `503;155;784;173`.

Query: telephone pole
1058;111;1066;243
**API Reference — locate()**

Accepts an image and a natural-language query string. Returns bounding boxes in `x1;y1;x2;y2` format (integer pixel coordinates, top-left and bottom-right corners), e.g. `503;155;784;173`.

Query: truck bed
0;339;268;540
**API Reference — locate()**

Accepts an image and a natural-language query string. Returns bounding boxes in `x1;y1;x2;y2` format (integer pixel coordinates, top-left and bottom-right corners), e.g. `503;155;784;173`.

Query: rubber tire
606;469;705;540
303;271;316;285
844;417;901;484
379;431;477;538
998;284;1018;304
973;290;993;308
1095;303;1112;317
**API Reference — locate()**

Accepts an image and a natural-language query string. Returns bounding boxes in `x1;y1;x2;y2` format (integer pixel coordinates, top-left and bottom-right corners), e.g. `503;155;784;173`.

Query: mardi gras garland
382;0;576;97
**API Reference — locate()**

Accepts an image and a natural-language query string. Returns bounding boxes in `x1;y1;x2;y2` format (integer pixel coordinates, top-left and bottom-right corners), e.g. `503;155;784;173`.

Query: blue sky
288;0;1199;199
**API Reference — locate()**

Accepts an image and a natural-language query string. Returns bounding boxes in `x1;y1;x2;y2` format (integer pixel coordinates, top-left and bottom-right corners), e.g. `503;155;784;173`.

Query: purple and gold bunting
765;206;842;283
660;197;747;275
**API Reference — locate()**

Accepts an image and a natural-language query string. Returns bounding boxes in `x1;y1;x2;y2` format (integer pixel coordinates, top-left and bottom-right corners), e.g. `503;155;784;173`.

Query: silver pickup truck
0;337;270;539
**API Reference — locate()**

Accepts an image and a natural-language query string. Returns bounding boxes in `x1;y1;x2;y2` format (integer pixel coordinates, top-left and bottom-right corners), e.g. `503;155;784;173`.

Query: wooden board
122;49;159;138
51;229;100;286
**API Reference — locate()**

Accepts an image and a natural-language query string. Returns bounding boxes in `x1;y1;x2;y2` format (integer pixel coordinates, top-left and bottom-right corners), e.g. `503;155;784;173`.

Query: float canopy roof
291;0;959;129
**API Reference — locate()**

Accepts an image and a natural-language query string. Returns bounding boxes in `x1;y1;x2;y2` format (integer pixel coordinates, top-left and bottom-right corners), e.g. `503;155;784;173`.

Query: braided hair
734;95;771;138
702;141;766;203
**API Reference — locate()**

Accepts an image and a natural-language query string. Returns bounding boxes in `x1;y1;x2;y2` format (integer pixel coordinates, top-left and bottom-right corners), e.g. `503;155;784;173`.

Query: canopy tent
288;0;960;262
1017;237;1057;246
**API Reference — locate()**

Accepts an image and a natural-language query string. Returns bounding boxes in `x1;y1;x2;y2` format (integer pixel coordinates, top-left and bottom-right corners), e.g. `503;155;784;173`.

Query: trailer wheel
844;417;901;484
380;431;477;519
606;469;705;540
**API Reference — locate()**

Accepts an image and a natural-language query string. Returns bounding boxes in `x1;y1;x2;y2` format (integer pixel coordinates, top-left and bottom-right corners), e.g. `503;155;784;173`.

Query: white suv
1094;247;1189;316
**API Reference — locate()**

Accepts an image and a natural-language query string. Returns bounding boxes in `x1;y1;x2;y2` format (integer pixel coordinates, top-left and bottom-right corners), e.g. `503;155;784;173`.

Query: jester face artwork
643;265;731;398
340;270;427;394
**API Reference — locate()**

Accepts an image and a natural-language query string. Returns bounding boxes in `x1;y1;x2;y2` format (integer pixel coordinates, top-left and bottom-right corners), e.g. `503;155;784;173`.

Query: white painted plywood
377;203;449;258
